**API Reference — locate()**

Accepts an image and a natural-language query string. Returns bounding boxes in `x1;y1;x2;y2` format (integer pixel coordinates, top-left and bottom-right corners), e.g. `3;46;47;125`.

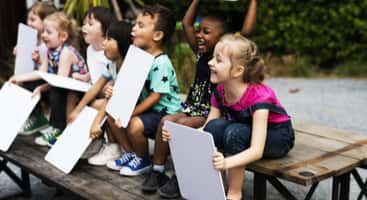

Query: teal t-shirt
139;54;182;114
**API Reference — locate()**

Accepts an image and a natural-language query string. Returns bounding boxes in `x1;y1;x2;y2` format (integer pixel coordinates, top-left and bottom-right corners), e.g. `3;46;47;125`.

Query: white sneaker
88;143;121;166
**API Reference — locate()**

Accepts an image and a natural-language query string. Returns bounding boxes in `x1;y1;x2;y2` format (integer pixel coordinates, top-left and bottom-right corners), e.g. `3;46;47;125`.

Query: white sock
153;164;165;173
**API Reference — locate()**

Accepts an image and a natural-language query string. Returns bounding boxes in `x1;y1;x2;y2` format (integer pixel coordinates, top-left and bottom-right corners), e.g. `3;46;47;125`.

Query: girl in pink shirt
205;34;294;200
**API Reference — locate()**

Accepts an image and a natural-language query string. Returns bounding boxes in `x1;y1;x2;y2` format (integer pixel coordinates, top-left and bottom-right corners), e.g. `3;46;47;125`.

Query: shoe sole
19;125;49;136
120;166;151;176
158;190;180;199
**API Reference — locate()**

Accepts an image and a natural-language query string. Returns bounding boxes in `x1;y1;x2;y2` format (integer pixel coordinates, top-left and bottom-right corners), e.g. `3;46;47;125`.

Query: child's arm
240;0;257;37
72;72;91;82
9;54;48;84
67;77;108;123
57;49;74;77
182;0;200;52
202;106;222;129
213;109;269;170
90;99;108;139
132;92;161;116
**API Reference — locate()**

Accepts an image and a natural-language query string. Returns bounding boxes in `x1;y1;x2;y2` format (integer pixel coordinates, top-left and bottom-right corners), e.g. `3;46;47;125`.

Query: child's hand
67;109;80;124
71;72;81;80
13;47;17;56
90;123;102;139
103;84;113;99
32;50;41;64
115;117;122;128
213;150;226;171
9;76;19;85
162;126;171;142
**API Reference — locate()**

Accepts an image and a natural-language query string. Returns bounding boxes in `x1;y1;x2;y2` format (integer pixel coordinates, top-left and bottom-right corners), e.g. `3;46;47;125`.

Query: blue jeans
204;118;294;158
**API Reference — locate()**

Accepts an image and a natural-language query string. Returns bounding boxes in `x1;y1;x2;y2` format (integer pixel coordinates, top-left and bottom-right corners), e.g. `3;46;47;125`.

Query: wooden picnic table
0;120;366;200
248;120;367;200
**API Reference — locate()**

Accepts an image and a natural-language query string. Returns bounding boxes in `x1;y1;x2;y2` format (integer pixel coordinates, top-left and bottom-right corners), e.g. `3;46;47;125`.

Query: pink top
211;83;289;123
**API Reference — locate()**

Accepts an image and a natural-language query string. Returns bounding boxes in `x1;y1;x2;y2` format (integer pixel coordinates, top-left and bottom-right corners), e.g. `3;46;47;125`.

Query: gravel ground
1;78;366;200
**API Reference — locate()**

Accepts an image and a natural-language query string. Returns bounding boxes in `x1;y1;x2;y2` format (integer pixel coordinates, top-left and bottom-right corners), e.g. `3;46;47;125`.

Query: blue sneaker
119;155;151;176
106;152;135;171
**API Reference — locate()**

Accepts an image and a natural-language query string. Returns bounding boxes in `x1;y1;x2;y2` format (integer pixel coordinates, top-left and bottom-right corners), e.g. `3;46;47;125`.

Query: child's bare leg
227;167;245;200
90;99;105;110
127;117;147;157
107;115;134;152
66;92;80;117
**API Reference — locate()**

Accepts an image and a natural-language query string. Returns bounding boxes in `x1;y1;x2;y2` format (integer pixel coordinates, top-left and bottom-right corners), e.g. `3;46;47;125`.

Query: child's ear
153;31;164;43
231;64;245;78
59;31;69;43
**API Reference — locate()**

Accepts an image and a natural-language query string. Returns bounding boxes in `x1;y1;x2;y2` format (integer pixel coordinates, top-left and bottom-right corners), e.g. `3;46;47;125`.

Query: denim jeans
204;118;295;158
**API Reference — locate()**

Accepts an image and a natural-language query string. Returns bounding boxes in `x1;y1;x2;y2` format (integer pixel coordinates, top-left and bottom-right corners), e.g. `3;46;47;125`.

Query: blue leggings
204;118;294;158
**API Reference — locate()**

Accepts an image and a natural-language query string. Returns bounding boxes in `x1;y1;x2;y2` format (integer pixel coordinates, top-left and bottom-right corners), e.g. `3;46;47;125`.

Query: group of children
9;0;295;199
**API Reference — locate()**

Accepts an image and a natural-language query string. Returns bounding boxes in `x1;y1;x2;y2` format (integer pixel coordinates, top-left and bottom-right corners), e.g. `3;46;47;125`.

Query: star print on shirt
161;76;168;83
153;67;159;72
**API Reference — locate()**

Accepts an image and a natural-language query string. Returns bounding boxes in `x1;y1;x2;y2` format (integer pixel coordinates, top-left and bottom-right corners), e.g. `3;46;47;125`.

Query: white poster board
106;45;154;127
0;82;40;151
165;121;226;200
38;72;92;92
14;23;38;75
45;106;97;174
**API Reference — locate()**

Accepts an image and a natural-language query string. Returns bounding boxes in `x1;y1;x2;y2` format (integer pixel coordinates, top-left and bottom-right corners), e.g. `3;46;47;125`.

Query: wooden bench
248;120;367;200
1;120;367;200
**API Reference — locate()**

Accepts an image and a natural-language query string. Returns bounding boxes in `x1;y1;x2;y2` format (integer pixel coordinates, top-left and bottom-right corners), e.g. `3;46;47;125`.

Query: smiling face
196;17;224;54
41;20;67;49
131;13;158;50
208;42;233;84
27;11;44;36
82;14;104;45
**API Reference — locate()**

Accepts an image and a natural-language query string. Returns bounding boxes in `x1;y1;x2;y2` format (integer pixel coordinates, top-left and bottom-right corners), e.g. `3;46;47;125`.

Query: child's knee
223;124;251;155
127;117;144;136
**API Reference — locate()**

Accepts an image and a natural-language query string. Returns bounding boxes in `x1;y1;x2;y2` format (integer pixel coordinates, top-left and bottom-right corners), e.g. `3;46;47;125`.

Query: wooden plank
292;120;366;143
0;136;163;200
248;141;359;185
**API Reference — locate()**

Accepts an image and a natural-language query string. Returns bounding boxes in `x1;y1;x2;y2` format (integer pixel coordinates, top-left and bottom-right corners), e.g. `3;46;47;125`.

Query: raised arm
241;0;257;37
182;0;200;52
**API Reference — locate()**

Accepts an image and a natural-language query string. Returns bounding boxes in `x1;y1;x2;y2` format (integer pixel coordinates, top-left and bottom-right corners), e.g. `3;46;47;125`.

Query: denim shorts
139;110;167;139
204;118;295;159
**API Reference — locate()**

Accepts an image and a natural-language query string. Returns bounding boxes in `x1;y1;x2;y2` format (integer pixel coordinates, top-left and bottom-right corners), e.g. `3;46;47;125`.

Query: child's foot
119;155;151;176
88;143;121;166
34;126;61;147
106;152;135;171
19;112;49;135
142;170;169;193
158;174;181;198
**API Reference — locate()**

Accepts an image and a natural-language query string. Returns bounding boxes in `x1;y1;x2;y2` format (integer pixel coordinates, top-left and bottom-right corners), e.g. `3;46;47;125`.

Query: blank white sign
14;23;37;75
38;72;92;92
45;106;97;174
106;45;154;127
0;82;40;151
165;121;226;200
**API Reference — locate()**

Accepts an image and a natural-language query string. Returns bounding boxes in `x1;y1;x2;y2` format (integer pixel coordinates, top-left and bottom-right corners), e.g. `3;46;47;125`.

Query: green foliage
252;0;367;68
335;60;367;77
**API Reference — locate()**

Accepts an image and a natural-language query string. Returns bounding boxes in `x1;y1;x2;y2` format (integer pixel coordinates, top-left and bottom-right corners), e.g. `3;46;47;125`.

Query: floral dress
182;53;215;117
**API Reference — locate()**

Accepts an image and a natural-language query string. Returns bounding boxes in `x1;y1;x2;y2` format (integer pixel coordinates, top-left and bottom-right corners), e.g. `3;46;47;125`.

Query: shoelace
119;153;133;163
24;117;36;129
129;157;143;168
42;127;58;140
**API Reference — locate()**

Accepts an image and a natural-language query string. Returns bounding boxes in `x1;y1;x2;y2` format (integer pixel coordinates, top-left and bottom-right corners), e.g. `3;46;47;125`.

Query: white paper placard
14;23;38;75
38;72;92;92
165;121;226;200
45;106;97;174
0;82;40;151
106;45;154;127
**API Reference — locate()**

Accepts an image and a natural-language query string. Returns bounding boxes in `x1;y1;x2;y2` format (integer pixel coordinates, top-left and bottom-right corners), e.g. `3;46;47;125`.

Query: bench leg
351;169;367;200
254;173;266;200
0;158;32;197
267;176;298;200
332;172;351;200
